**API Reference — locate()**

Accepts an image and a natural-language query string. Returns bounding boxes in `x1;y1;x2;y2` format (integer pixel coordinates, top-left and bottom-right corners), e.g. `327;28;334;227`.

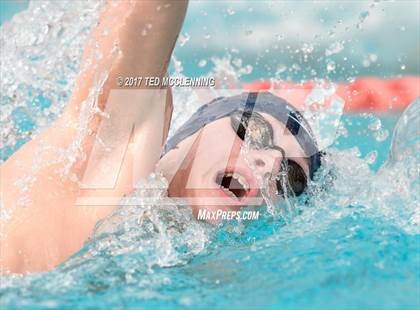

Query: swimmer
1;0;318;273
0;1;416;274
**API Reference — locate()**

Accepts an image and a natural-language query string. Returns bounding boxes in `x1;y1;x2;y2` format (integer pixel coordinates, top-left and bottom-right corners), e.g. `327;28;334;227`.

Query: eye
276;159;307;197
230;111;274;149
287;160;307;196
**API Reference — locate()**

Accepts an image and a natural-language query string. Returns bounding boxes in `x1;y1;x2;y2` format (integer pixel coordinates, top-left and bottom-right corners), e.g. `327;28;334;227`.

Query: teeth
232;172;250;191
221;172;250;191
222;186;238;199
216;171;251;200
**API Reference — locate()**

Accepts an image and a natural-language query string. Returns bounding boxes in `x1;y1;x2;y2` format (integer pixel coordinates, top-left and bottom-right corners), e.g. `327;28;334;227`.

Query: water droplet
362;59;371;67
365;150;378;164
179;32;190;47
276;34;284;41
197;59;207;68
239;65;253;75
245;29;253;36
337;125;348;138
325;41;344;56
368;53;378;62
290;63;300;71
337;196;350;207
232;58;242;67
356;10;370;29
368;118;382;131
227;8;235;15
327;61;336;72
374;129;389;142
276;64;287;74
301;43;314;54
359;11;370;20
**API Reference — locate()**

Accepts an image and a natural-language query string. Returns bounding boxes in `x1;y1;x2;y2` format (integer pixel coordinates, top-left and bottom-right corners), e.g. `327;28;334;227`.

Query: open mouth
215;171;250;200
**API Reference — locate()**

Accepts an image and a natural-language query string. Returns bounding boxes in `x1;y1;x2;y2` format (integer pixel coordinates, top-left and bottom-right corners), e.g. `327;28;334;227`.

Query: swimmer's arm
68;0;188;111
64;0;188;191
0;0;188;273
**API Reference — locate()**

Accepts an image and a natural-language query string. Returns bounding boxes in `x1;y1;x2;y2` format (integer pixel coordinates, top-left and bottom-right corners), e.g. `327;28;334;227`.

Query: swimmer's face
156;113;309;219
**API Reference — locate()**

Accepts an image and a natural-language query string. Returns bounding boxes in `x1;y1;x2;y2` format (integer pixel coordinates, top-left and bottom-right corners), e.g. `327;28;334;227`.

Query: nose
244;148;283;177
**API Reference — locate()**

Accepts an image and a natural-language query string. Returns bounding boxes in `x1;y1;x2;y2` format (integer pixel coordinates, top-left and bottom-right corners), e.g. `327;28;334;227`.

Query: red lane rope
243;76;419;112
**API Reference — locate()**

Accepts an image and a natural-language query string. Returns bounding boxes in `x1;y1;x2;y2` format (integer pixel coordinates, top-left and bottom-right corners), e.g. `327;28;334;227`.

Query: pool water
1;1;419;309
1;110;418;309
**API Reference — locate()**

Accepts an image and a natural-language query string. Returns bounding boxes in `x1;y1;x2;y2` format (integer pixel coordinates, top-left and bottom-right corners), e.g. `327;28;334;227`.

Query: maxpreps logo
197;209;260;221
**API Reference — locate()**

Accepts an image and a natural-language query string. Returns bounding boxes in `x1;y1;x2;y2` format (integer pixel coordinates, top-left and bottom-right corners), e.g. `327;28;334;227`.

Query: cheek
188;130;235;186
188;147;220;186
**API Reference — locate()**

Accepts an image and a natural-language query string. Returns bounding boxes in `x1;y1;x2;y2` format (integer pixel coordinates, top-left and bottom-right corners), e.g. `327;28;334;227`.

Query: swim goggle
230;110;307;197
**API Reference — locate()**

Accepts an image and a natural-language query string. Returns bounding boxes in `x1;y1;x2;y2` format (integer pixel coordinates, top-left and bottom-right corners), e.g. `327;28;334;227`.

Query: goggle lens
230;110;308;197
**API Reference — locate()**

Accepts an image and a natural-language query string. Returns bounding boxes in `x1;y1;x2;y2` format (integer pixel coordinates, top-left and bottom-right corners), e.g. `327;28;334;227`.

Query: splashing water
1;1;419;309
72;173;212;271
0;1;107;160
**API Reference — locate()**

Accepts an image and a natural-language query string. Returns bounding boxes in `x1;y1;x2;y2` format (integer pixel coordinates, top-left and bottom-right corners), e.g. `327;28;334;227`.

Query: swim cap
162;92;322;180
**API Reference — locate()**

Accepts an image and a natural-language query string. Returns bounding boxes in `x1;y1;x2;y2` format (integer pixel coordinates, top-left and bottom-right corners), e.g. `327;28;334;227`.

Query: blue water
1;2;419;310
1;112;419;309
